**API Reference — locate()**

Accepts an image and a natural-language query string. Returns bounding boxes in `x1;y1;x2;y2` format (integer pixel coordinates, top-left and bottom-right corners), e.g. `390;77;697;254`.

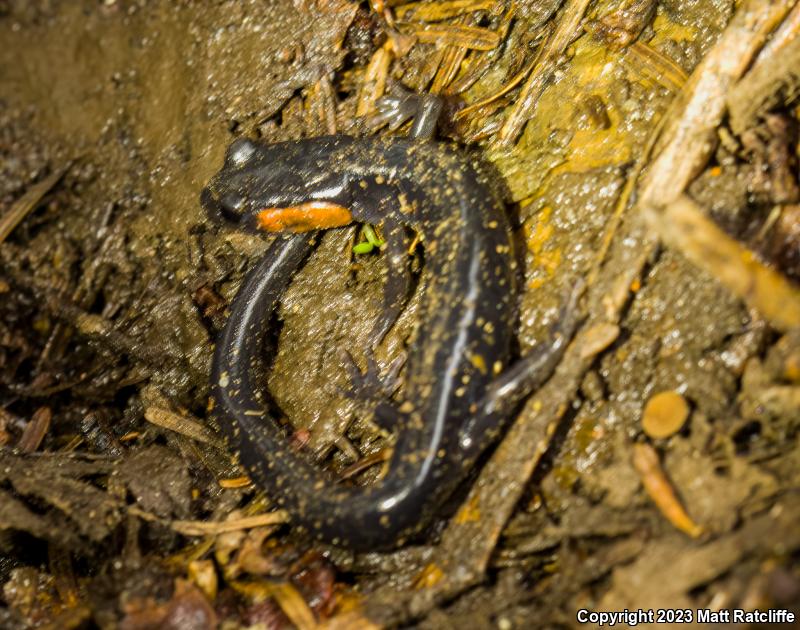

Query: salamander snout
201;186;248;226
201;138;259;227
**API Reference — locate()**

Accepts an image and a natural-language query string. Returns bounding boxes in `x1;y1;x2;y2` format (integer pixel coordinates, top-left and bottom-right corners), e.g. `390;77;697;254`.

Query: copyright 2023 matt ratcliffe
577;608;796;625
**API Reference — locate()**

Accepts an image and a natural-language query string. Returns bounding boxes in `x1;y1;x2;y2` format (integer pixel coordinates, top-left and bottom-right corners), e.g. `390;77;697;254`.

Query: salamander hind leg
339;350;406;431
458;281;586;455
340;350;404;400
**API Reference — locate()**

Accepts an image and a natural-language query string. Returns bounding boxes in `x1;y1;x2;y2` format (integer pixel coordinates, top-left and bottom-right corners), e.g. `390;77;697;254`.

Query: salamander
201;95;578;550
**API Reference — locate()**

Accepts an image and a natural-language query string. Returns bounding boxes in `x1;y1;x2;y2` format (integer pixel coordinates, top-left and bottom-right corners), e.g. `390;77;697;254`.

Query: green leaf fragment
353;224;385;254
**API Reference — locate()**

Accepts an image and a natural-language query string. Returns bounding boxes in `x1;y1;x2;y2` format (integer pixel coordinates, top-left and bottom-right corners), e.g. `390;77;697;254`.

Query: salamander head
201;137;354;233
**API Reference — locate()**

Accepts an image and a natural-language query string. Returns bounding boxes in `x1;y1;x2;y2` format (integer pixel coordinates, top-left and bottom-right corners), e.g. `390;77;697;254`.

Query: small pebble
642;390;689;439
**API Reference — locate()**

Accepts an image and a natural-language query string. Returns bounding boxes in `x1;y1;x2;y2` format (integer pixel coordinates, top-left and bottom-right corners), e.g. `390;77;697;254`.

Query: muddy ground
0;0;799;628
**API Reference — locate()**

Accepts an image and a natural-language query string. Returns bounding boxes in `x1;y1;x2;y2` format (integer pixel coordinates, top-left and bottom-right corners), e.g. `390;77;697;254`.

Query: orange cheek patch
256;202;353;232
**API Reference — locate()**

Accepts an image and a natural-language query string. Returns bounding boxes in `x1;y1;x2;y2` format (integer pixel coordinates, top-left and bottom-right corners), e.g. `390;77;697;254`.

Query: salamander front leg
368;89;443;141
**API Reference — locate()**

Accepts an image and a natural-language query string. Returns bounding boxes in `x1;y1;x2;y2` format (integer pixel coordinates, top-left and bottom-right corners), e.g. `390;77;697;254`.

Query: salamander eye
226;138;257;166
220;191;247;220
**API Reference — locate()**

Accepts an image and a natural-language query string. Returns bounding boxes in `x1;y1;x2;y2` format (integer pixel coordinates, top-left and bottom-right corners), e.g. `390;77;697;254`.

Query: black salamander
202;96;578;550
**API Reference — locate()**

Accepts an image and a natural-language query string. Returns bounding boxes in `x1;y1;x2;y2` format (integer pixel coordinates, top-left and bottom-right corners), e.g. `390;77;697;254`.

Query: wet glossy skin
202;133;572;549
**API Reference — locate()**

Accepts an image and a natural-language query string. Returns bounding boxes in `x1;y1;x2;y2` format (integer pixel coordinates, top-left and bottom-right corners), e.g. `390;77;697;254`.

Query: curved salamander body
203;134;570;550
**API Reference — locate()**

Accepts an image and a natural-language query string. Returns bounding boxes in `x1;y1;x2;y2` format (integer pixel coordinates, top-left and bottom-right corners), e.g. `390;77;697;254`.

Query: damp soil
0;0;799;628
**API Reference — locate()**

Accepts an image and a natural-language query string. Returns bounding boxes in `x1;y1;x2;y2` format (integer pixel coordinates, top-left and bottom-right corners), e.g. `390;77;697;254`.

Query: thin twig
0;165;70;244
128;507;289;536
648;194;800;331
497;0;591;146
